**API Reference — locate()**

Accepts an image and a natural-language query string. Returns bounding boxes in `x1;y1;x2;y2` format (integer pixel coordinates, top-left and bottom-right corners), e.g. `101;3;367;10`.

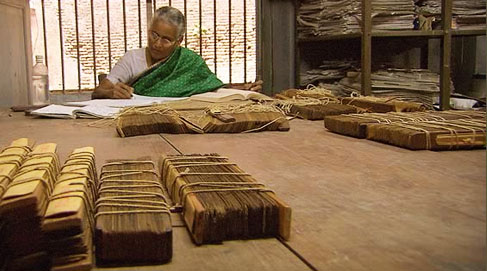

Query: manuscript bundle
115;106;197;137
160;154;291;245
0;143;59;270
42;147;97;271
366;118;486;150
325;110;485;138
95;160;172;265
340;96;426;113
0;138;35;270
274;88;357;120
325;110;486;150
115;102;290;137
198;103;290;133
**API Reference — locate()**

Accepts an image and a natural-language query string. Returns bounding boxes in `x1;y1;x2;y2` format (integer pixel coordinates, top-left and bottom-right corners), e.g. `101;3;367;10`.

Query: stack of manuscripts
337;69;442;109
297;0;415;39
0;143;59;270
42;147;97;271
115;103;290;137
274;88;358;120
160;154;291;245
366;118;486;150
95;160;172;265
115;106;199;137
414;0;441;29
194;103;289;133
453;0;486;30
300;60;358;86
340;96;426;113
325;110;486;150
414;0;486;30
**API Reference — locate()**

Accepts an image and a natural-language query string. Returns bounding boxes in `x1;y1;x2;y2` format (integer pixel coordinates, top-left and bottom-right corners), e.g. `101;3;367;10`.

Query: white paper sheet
65;95;187;108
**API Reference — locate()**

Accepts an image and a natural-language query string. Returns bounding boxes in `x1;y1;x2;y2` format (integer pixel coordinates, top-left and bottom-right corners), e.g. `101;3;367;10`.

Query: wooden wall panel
0;0;32;107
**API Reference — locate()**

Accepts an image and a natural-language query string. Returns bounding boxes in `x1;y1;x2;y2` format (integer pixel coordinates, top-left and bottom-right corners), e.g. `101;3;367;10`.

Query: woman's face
148;20;180;61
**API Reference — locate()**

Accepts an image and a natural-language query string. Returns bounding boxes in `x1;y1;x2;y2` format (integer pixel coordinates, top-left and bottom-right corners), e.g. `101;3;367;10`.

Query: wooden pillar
361;0;372;96
440;0;452;110
258;0;296;96
146;0;153;27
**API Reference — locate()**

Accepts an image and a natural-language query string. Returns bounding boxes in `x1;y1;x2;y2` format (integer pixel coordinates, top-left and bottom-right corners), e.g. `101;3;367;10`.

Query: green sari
133;47;224;97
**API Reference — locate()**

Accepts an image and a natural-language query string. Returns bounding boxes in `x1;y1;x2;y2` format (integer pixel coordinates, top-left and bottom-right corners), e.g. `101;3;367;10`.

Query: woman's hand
112;83;134;99
92;79;134;99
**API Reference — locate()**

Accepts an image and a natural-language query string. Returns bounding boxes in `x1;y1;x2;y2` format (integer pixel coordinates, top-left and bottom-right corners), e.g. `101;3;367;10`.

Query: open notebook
189;88;273;103
65;95;187;107
31;104;121;119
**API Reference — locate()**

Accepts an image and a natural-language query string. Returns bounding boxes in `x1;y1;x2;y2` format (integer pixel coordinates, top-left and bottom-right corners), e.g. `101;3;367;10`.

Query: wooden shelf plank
372;30;444;37
452;29;486;36
298;30;444;42
298;33;362;43
298;28;486;43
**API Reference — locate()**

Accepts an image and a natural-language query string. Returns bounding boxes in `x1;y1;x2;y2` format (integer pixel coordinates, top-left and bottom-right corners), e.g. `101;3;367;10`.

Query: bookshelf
296;0;486;110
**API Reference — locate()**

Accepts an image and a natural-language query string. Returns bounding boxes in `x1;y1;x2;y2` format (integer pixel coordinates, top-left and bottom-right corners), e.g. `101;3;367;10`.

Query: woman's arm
92;79;134;99
226;80;263;92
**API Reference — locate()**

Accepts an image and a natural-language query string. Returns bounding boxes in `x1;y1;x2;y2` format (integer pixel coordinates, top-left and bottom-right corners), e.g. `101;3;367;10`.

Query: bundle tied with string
95;160;172;265
366;118;486;150
325;110;486;138
199;103;290;133
160;154;291;245
115;105;201;137
274;85;357;120
42;147;97;271
273;97;357;120
0;138;35;269
275;85;338;100
340;96;426;113
0;143;59;271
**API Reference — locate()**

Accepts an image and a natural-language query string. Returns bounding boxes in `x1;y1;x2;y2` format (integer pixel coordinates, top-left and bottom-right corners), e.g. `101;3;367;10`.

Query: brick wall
30;0;257;90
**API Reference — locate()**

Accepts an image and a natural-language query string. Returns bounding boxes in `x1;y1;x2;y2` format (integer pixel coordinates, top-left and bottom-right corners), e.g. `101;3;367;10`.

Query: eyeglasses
150;31;177;46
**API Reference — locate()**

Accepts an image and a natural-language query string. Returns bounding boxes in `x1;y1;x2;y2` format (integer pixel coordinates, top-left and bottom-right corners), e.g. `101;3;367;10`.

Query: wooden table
1;109;485;270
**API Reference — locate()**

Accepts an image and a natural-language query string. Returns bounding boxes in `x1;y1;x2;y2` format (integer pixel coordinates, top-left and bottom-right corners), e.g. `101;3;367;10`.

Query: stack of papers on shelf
297;0;361;38
414;0;486;30
367;0;416;31
297;0;415;39
453;0;486;30
414;0;441;16
300;60;358;86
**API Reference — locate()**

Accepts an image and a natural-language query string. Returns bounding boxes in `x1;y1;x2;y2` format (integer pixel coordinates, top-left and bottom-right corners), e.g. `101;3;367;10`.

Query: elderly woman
93;6;261;99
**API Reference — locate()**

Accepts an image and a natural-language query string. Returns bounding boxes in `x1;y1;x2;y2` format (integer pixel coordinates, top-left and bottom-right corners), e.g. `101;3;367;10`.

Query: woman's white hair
151;7;186;38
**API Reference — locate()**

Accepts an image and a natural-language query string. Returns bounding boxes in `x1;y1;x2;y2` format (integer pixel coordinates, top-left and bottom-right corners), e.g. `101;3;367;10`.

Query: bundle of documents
414;0;441;16
335;69;443;109
414;0;486;30
300;60;358;86
42;147;97;271
453;0;486;30
297;0;360;38
297;0;416;38
0;143;59;270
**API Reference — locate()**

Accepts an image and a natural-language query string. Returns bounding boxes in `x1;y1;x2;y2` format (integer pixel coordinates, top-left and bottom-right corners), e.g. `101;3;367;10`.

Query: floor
1;109;485;271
